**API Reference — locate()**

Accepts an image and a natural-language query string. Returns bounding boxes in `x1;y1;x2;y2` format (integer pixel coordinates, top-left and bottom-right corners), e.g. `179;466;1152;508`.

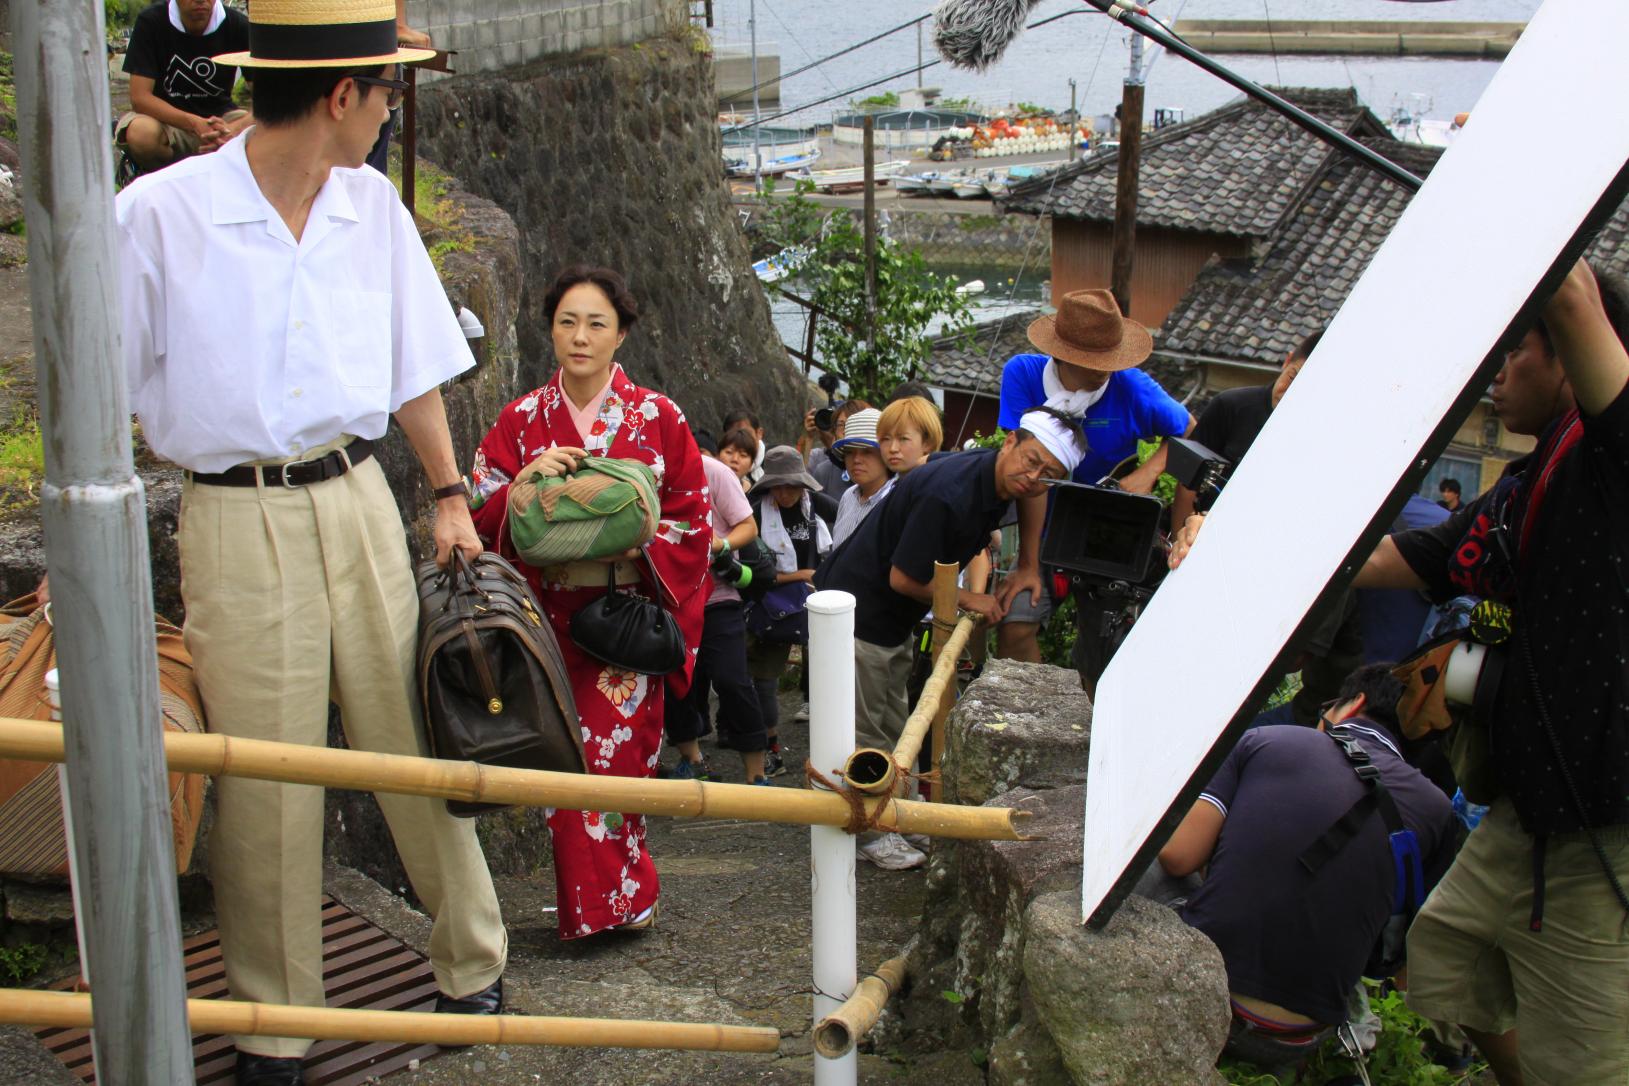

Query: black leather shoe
235;1050;304;1086
435;975;504;1016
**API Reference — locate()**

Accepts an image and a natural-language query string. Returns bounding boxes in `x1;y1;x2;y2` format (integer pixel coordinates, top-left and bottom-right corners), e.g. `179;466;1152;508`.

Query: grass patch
0;941;48;984
0;416;44;509
0;51;17;142
386;152;474;274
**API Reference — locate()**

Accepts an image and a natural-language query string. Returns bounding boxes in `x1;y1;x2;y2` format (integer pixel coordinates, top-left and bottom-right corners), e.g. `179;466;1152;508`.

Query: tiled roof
925;308;1041;396
1001;88;1385;238
1158;136;1443;368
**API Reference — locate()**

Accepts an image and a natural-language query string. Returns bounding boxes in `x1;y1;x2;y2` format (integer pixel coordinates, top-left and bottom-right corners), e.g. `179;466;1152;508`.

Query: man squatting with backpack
1171;258;1629;1084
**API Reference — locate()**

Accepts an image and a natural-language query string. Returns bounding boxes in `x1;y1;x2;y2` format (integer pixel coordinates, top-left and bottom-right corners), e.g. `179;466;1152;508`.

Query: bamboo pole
926;561;964;802
813;955;908;1059
0;720;1031;842
0;989;780;1053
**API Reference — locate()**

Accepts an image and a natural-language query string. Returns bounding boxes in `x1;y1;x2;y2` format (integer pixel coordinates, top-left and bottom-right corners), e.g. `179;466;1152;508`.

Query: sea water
711;0;1543;127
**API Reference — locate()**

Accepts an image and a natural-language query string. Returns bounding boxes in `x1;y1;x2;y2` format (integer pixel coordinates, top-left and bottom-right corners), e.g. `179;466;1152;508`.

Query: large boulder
942;658;1090;807
0;180;20;232
1024;891;1230;1085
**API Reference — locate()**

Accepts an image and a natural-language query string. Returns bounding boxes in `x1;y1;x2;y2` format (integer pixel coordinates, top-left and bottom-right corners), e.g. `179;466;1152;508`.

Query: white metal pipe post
806;590;857;1086
11;1;192;1079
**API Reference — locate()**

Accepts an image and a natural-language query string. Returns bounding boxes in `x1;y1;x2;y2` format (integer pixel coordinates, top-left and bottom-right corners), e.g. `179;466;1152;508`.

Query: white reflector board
1082;0;1629;925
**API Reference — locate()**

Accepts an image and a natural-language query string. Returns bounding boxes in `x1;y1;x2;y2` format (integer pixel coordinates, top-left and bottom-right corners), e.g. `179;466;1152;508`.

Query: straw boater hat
750;445;823;496
215;0;435;69
1026;288;1153;373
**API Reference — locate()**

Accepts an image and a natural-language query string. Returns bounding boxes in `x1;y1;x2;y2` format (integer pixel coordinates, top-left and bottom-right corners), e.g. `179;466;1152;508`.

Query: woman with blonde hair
877;396;942;476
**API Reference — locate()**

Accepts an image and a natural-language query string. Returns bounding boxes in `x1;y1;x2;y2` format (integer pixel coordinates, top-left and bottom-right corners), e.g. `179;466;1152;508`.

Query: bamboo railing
0;718;1030;842
0;989;780;1052
813;955;908;1059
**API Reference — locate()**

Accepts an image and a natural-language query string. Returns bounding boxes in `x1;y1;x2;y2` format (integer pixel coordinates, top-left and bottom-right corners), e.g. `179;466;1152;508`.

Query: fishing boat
788;160;911;194
725;148;821;178
893;173;934;196
752;246;808;284
926;173;961;196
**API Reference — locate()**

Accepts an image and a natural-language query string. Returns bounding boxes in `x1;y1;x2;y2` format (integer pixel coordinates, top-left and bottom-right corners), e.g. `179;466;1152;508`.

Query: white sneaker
858;832;927;870
903;833;932;851
793;702;810;722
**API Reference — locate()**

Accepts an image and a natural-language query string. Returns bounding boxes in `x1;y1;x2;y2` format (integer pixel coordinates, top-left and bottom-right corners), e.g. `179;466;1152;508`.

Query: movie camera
1038;437;1230;691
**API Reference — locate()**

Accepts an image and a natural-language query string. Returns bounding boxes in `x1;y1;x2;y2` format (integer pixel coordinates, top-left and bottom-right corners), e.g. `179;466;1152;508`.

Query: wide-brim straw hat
215;0;435;69
1026;288;1153;373
750;445;823;496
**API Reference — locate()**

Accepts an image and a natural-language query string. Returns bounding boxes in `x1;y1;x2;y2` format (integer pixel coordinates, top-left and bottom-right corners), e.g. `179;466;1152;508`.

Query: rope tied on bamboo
803;760;889;836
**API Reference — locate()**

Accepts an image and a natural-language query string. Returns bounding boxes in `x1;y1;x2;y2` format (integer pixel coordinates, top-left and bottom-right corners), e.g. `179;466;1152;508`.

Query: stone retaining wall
402;0;688;78
413;35;808;438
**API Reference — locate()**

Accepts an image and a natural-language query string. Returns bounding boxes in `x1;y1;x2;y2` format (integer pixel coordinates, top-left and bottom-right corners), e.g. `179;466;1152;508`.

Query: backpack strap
1298;730;1426;915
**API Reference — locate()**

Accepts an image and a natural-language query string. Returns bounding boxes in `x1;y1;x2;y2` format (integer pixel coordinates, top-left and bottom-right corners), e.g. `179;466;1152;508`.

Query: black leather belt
188;438;374;488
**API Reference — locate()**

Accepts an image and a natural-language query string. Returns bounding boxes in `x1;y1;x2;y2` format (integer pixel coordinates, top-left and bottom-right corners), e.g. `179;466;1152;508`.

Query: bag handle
440;548;492;612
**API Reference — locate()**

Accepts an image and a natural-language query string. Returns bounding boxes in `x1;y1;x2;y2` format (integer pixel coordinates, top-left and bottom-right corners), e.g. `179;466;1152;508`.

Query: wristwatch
433;479;470;501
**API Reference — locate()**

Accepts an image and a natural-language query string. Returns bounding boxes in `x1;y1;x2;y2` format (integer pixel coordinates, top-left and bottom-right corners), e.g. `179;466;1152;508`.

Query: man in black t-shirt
117;0;253;170
1170;260;1629;1083
815;412;1076;870
1160;665;1456;1070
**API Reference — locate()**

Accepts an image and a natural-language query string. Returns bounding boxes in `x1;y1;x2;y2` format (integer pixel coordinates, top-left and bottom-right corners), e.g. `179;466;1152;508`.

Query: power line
723;8;1096;133
717;11;933;105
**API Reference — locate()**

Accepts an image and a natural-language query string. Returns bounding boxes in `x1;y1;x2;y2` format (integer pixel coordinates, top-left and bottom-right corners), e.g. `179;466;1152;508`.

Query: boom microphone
932;0;1043;71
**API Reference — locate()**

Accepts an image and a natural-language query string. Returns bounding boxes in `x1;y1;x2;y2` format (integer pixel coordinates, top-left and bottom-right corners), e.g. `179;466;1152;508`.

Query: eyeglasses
352;73;410;110
1317;697;1342;728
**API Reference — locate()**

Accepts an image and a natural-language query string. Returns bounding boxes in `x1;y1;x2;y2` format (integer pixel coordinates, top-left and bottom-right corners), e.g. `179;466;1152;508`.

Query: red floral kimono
469;364;711;937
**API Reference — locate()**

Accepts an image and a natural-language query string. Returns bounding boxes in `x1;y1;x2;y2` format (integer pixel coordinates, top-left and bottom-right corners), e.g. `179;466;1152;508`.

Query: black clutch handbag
569;555;686;675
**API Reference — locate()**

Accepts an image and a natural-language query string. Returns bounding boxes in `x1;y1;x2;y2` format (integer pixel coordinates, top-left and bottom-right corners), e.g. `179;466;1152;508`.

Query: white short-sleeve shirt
115;129;474;473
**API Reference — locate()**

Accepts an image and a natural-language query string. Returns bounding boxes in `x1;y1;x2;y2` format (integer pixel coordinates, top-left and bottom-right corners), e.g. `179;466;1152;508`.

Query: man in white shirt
118;4;505;1083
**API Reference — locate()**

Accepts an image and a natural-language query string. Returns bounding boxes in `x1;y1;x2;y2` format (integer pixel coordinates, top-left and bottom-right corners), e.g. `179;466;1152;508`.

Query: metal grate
35;897;445;1085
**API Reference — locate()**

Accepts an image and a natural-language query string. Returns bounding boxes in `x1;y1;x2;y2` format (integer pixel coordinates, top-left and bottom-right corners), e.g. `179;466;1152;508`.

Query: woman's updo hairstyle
543;264;639;330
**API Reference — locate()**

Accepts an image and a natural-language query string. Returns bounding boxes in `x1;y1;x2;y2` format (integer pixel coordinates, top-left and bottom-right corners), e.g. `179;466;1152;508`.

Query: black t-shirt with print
123;3;250;118
1392;381;1629;833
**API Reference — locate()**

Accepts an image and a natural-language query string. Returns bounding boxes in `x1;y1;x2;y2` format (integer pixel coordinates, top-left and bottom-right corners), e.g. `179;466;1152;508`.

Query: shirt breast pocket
327;289;394;390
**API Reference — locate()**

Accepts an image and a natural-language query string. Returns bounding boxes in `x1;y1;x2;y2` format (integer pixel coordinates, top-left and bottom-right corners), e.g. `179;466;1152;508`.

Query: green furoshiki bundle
507;455;660;566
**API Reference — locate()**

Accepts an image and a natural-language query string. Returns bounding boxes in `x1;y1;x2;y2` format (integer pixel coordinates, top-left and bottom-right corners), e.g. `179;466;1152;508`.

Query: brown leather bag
415;550;586;817
0;596;208;876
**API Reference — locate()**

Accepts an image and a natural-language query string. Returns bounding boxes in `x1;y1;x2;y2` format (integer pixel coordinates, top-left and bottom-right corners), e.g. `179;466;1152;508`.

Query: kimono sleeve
469;400;527;547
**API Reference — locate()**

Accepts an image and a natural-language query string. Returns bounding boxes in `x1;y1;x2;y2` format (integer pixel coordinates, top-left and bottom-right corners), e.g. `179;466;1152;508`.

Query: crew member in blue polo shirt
993;289;1194;673
816;408;1084;870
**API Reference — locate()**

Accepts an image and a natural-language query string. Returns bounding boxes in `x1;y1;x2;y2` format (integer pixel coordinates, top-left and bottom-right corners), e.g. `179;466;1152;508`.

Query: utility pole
863;115;878;358
749;0;762;192
12;0;192;1080
1068;78;1078;162
1109;32;1145;319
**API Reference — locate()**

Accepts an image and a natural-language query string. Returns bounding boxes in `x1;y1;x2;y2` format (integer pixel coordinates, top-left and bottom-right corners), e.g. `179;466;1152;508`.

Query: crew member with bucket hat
119;3;505;1082
990;288;1195;684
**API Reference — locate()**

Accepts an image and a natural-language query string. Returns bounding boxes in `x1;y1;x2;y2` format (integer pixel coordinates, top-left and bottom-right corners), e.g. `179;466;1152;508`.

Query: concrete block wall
403;0;687;78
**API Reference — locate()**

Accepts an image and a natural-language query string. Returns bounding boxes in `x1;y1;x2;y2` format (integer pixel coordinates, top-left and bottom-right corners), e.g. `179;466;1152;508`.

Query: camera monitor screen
1040;483;1162;582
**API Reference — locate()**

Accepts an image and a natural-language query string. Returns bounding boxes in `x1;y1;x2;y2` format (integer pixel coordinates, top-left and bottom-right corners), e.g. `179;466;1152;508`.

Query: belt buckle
278;455;320;488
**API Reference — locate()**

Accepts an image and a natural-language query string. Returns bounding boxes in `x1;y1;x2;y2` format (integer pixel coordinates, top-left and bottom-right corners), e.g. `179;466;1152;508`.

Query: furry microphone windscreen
933;0;1042;71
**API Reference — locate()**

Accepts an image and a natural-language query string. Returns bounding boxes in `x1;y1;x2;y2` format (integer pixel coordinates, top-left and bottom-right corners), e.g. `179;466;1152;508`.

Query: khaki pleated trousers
179;444;507;1058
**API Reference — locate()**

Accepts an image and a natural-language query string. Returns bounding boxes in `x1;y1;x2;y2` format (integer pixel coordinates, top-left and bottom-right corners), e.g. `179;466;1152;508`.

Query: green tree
759;184;974;404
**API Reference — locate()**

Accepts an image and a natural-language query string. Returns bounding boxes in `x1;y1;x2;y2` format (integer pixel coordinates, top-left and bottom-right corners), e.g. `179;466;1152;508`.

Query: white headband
1018;410;1085;475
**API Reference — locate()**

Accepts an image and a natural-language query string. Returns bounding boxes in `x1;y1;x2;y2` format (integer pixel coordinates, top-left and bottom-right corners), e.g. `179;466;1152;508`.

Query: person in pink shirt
663;448;770;783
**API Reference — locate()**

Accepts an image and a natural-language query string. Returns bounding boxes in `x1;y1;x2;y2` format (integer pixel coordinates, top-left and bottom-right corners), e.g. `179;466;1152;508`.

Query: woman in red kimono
468;265;711;938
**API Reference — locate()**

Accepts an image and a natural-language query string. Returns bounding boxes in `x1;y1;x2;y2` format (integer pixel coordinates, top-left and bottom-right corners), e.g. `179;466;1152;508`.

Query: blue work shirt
997;353;1189;484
